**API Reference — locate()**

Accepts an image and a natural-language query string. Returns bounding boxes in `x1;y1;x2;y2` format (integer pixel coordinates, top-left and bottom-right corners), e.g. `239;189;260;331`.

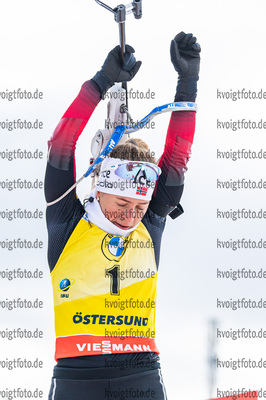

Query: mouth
112;221;131;230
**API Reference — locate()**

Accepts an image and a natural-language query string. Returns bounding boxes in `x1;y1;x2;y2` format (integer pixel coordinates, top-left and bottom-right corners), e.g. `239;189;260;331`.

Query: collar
84;188;140;237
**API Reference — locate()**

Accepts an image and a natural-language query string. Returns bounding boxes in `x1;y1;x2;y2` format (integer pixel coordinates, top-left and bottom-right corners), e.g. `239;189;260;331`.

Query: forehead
117;196;149;205
110;193;149;206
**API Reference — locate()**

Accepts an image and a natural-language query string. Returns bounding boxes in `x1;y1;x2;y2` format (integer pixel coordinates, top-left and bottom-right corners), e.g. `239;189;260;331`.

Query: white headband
96;157;160;201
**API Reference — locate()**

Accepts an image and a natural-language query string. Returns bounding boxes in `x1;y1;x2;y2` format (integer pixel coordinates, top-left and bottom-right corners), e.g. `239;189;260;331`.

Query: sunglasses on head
102;161;161;182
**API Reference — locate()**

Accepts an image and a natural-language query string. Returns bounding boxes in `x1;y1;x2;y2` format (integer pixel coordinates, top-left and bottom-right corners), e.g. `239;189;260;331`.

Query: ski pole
94;0;143;118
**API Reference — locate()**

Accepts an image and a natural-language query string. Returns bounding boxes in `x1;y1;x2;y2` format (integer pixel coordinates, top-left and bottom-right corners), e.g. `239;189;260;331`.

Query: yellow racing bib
51;215;159;360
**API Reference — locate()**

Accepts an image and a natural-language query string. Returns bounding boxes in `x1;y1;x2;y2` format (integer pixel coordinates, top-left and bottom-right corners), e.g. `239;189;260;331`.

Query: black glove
92;45;142;99
170;32;201;102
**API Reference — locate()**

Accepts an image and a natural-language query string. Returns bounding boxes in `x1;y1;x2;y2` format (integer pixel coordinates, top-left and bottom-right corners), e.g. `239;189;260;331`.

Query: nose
120;207;135;223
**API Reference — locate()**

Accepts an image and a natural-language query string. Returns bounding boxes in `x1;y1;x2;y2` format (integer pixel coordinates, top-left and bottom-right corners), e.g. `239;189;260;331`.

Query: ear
96;191;105;201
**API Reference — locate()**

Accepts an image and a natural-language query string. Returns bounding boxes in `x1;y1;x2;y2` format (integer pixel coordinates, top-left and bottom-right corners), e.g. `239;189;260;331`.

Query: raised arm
44;46;142;270
44;80;101;208
150;32;201;218
44;45;142;221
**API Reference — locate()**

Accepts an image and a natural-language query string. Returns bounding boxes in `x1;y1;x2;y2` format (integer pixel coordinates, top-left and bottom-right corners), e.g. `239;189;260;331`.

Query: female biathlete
45;31;201;400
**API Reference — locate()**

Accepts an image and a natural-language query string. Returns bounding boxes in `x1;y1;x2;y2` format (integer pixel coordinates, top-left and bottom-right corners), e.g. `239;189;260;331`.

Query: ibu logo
59;278;75;292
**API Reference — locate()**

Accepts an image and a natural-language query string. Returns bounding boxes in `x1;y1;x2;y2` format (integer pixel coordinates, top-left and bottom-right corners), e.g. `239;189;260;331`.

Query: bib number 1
106;265;120;295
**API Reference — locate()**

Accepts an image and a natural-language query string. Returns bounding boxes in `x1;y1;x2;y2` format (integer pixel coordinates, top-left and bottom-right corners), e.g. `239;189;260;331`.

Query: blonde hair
110;138;157;163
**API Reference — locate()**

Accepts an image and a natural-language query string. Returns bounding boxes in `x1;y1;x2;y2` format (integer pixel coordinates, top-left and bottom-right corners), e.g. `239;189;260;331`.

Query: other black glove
170;32;201;102
92;45;142;99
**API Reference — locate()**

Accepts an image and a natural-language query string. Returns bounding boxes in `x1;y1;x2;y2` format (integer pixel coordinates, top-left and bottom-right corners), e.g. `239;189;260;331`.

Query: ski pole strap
126;101;197;134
